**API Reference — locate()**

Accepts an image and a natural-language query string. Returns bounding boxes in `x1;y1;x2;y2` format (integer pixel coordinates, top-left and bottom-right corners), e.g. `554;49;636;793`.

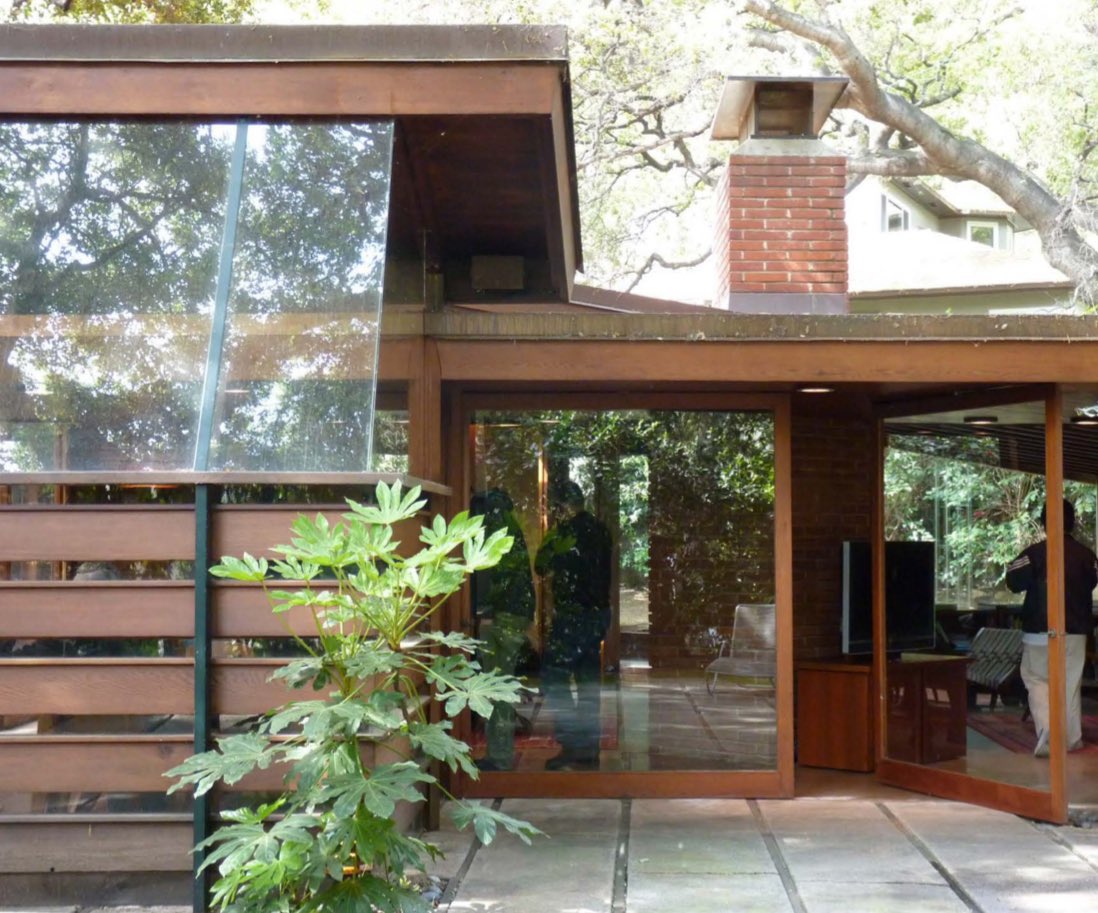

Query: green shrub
166;481;539;913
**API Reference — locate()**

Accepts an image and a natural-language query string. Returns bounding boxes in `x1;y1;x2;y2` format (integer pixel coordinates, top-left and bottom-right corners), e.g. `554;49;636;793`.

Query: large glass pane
883;400;1057;797
0;122;231;470
0;119;394;474
470;409;776;773
206;123;393;471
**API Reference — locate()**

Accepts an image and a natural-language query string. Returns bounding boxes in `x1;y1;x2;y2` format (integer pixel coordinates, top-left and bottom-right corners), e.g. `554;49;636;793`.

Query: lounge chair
705;603;776;695
965;626;1023;712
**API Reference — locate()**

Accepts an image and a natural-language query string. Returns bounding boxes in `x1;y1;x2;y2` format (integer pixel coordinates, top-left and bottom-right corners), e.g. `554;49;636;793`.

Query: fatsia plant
166;481;539;913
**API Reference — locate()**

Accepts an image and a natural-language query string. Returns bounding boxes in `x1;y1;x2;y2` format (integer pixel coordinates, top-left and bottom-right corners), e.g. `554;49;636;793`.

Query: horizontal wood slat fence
0;481;444;885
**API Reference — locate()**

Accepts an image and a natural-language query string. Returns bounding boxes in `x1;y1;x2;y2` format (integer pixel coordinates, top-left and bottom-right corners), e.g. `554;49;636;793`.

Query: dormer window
881;196;910;232
968;220;999;248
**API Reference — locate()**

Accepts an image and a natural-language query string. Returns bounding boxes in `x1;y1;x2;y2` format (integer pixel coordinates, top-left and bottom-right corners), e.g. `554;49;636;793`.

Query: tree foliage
5;0;259;22
280;0;1098;305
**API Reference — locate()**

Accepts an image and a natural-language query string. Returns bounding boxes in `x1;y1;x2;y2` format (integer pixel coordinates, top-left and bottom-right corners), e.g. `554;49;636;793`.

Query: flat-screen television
842;540;937;655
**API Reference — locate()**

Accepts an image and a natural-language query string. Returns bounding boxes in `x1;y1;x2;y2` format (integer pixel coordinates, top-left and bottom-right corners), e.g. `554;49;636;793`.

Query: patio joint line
747;800;808;913
1032;820;1098;874
876;802;985;913
437;797;501;910
610;799;631;913
683;686;730;756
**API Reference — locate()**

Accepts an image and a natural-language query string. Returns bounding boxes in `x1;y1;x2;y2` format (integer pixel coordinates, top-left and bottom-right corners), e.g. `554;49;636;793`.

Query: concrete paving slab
796;881;970;913
1051;824;1098;868
626;873;793;913
758;799;945;886
445;799;617;913
630;799;775;875
888;801;1098;913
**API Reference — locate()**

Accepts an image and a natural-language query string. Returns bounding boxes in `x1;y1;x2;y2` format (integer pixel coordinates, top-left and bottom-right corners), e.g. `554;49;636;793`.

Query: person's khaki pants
1020;634;1086;753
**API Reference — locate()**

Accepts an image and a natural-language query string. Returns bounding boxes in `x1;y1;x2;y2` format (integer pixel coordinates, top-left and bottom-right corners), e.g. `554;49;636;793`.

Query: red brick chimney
711;77;849;314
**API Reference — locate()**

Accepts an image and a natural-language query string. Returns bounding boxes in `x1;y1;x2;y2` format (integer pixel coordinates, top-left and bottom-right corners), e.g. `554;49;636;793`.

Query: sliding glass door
458;394;792;797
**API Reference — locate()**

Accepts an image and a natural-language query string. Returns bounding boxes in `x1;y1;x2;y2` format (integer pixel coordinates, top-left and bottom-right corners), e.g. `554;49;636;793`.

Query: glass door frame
449;389;794;799
872;385;1068;823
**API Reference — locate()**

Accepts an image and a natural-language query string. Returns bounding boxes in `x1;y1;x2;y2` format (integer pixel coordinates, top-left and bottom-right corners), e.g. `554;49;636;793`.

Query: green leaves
320;761;433;819
408;721;479;777
165;480;541;912
210;553;269;582
451;801;545;846
165;732;275;796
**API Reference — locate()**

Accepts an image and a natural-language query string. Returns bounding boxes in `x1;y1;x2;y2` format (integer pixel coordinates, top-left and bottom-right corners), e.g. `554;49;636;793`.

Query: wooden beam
0;506;194;562
0;820;192;873
874;384;1051;419
408;338;444;482
0;659;193;715
1045;385;1067;819
0;62;560;116
462;770;785;799
0;581;193;637
0;736;192;792
436;339;1098;385
773;395;795;797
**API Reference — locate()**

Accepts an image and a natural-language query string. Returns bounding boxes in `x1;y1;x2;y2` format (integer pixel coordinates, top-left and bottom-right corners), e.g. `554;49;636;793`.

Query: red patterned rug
967;712;1098;755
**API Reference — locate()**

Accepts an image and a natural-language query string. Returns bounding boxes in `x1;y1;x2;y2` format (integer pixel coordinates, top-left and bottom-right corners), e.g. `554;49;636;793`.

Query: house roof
849;230;1071;298
0;23;583;300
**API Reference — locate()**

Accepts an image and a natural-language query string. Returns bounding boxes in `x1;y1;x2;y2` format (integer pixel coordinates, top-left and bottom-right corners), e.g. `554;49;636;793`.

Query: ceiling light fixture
796;385;835;394
962;415;998;425
1070;414;1098;426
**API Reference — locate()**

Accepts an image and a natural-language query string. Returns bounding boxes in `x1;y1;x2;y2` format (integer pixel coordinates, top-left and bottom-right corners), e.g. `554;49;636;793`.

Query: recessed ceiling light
963;415;998;425
1070;415;1098;426
796;385;835;394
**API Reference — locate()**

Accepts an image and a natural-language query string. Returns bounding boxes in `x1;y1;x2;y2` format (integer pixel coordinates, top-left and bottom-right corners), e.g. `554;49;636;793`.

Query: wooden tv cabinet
796;655;969;772
796;660;874;772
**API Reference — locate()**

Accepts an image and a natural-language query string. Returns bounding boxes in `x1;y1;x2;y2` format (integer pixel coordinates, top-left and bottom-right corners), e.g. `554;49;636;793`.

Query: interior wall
791;406;875;660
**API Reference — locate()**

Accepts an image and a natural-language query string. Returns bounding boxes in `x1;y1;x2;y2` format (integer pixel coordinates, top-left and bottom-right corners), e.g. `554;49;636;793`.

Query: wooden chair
965;626;1023;712
705;603;776;695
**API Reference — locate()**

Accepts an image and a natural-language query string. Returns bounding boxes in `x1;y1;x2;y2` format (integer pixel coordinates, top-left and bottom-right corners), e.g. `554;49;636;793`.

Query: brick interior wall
791;409;875;660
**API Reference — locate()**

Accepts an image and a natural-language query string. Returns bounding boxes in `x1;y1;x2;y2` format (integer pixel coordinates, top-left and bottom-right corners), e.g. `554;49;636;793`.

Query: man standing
1006;499;1097;757
536;481;613;771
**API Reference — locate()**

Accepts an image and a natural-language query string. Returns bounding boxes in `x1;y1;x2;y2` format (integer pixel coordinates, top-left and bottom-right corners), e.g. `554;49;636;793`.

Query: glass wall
0;119;394;473
469;408;776;773
884;400;1054;796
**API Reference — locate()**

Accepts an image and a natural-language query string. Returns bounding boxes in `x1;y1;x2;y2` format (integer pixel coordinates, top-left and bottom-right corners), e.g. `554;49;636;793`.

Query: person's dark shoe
475;758;509;772
544;751;598;771
544;751;573;771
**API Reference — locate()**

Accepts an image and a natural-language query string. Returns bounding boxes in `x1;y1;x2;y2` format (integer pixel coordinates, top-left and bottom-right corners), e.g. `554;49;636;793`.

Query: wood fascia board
0;61;561;116
434;337;1098;384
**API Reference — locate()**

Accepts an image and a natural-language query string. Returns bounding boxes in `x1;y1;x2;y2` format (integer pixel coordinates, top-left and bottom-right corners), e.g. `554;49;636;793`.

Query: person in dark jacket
1005;498;1097;756
470;488;536;771
535;481;613;771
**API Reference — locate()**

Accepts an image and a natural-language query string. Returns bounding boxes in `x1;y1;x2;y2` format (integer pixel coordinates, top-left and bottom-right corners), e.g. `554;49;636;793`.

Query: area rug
967;712;1098;755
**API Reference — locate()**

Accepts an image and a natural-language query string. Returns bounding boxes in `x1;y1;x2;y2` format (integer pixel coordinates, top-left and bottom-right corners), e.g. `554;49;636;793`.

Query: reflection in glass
884;404;1061;795
207;123;393;471
470;409;776;773
0;121;231;471
0;119;394;473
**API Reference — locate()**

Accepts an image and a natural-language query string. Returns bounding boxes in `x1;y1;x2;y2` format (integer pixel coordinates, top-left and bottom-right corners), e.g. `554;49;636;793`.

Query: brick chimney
711;77;849;314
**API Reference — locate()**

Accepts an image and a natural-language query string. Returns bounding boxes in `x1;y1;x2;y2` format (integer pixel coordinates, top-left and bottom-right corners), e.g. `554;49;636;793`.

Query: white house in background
846;175;1075;314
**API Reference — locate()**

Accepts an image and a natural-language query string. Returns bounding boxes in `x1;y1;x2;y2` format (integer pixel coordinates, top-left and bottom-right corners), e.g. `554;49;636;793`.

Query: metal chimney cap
711;75;848;141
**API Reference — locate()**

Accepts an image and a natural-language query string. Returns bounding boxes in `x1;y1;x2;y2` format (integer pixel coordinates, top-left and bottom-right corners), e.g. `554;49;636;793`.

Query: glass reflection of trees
477;410;777;651
0;120;394;473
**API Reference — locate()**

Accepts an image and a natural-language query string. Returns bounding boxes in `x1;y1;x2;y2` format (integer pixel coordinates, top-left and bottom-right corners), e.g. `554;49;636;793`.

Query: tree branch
742;0;1098;302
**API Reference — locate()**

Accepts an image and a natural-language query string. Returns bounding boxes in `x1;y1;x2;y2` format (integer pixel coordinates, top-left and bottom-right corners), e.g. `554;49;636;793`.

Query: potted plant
167;481;539;912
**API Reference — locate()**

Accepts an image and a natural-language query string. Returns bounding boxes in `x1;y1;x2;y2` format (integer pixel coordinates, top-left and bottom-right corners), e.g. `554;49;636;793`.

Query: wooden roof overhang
380;309;1098;391
0;23;583;301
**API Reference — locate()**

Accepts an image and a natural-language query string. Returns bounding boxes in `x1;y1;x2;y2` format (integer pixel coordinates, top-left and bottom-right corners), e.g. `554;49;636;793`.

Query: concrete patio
430;793;1098;913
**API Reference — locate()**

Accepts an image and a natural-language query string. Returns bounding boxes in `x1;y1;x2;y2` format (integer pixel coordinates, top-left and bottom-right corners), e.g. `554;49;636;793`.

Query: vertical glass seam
194;121;249;471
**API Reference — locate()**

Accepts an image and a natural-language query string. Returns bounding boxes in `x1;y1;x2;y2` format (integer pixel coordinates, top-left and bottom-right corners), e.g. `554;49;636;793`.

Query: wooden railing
0;474;448;890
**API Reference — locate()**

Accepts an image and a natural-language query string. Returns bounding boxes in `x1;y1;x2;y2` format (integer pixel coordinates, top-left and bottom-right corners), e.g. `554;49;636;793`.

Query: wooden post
1045;385;1067;819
